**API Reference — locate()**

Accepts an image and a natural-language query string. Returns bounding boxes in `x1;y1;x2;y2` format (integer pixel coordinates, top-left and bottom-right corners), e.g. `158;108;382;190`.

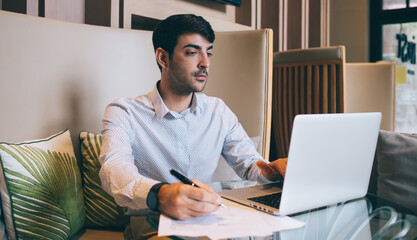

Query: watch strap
146;182;168;211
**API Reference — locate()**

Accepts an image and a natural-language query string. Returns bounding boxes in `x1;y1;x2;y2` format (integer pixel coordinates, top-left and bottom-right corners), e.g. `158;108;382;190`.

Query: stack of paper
158;199;305;240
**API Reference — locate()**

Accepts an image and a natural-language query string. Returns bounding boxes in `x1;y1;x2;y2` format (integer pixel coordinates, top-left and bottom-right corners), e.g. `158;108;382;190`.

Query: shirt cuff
132;178;159;210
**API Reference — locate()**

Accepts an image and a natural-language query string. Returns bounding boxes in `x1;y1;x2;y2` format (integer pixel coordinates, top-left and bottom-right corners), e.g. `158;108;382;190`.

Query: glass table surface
210;181;417;240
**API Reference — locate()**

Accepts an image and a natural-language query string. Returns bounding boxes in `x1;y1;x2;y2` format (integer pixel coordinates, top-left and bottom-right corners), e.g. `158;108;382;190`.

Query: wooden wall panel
85;0;111;26
235;0;251;26
287;0;302;50
261;0;279;52
2;0;26;14
309;0;321;47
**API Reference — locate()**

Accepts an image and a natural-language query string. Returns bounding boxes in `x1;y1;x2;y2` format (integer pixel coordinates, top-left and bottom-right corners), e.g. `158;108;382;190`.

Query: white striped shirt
99;82;269;211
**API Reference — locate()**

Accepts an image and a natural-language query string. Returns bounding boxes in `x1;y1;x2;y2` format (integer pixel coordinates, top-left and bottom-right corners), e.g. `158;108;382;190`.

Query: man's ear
155;48;169;69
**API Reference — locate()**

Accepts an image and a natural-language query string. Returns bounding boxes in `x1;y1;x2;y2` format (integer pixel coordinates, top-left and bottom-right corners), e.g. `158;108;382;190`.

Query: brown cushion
376;130;417;214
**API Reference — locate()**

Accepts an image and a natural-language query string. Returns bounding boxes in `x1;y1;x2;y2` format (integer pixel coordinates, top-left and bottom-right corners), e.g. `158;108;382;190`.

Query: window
371;0;417;133
383;0;406;9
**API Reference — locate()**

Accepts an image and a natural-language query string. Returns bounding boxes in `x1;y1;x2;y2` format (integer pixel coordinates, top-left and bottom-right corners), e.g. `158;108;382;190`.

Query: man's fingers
256;160;278;178
158;183;220;220
192;179;217;195
178;203;218;219
179;185;220;218
257;159;287;180
183;182;222;206
256;160;268;172
276;158;288;177
187;197;220;214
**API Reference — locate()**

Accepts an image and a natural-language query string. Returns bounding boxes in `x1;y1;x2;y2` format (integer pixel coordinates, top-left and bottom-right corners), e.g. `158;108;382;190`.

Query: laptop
219;112;381;216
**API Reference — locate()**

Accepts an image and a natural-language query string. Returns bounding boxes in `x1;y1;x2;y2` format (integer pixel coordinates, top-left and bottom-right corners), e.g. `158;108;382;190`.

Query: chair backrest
208;29;273;181
272;46;345;158
0;10;159;144
207;29;273;160
345;62;396;131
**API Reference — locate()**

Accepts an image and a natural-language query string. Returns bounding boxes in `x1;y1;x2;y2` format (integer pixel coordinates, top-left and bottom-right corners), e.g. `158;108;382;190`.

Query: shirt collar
149;81;201;119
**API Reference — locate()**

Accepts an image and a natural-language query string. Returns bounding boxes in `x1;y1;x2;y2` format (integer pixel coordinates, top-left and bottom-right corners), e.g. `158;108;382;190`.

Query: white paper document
158;199;305;240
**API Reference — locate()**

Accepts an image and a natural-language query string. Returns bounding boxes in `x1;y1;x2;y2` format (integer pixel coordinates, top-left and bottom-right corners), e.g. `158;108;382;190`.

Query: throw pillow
79;132;127;228
375;130;417;214
0;130;85;239
0;207;6;240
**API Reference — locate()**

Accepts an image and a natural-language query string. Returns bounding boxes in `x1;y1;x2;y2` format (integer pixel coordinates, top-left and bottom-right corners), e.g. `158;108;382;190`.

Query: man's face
167;33;213;96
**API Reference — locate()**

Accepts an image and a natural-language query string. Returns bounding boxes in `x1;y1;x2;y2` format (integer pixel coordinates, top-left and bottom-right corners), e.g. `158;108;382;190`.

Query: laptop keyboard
247;192;282;208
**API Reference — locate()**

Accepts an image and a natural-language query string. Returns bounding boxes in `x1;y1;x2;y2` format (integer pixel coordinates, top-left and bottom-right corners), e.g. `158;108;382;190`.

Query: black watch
146;182;168;211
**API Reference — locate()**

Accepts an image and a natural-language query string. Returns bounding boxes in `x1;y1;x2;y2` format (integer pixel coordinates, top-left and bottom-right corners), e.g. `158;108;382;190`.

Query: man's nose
198;53;210;69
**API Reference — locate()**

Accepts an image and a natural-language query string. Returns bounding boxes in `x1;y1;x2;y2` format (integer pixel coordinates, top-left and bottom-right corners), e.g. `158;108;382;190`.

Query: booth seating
0;11;273;239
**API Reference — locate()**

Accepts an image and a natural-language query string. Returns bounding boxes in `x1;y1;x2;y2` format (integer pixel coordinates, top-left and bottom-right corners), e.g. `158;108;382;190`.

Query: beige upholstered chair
207;29;273;160
345;62;396;131
347;62;397;201
272;46;345;158
208;29;273;181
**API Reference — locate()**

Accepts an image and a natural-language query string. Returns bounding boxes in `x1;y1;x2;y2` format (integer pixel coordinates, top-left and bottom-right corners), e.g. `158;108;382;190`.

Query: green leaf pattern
80;132;126;228
0;144;84;240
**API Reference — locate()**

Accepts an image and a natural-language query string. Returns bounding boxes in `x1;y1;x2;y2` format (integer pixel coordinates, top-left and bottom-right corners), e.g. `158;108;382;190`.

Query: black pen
169;169;226;208
170;169;199;187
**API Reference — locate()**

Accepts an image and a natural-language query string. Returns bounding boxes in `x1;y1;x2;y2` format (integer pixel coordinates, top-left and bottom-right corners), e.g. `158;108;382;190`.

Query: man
99;14;287;239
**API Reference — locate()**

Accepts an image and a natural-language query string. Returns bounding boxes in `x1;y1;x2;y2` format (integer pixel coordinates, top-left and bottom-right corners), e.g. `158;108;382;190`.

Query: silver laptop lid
279;112;381;215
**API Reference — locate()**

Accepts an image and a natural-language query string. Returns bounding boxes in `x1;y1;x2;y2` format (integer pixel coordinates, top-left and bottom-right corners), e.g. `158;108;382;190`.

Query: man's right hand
157;180;222;220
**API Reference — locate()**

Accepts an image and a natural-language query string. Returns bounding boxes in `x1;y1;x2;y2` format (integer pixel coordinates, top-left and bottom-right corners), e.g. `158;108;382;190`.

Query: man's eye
207;52;213;57
186;52;197;55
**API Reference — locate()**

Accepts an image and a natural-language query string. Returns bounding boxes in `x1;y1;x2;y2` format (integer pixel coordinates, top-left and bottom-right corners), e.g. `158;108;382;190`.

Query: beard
168;61;208;96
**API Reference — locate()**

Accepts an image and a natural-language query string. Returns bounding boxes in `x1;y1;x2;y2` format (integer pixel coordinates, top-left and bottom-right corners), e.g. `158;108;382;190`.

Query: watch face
147;189;159;210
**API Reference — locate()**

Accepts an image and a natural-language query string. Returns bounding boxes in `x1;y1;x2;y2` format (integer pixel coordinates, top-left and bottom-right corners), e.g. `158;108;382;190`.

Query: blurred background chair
271;47;396;159
344;62;396;131
344;63;402;213
271;46;345;158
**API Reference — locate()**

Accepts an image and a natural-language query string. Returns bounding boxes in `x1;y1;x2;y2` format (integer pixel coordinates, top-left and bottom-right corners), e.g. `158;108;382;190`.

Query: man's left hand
256;158;288;181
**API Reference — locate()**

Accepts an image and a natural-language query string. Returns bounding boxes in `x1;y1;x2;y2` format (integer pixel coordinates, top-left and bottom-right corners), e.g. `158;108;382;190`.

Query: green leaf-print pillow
79;132;128;229
0;130;85;239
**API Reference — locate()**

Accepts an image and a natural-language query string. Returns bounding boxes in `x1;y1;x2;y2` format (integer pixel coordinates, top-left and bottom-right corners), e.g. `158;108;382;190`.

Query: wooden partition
272;46;345;158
